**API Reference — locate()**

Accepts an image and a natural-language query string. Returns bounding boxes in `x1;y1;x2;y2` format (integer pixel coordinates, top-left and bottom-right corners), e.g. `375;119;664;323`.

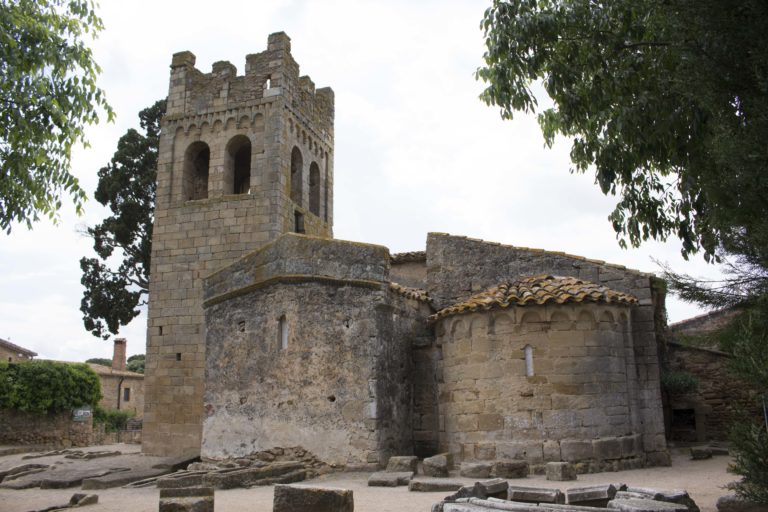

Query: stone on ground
546;461;577;481
507;485;565;504
367;471;413;487
567;483;618;507
690;447;712;460
273;484;353;512
159;487;214;512
386;456;419;473
716;494;767;512
69;493;99;506
608;498;690;511
423;454;450;477
409;479;464;492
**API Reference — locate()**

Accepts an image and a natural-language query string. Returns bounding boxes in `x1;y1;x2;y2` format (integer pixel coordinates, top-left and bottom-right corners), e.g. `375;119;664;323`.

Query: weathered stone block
459;462;492;479
594;437;622;460
717;494;767;512
474;478;508;499
386;455;419;473
491;460;529;479
408;479;464;492
607;498;689;511
367;471;413;487
273;484;353;512
567;484;617;507
423;454;450;477
507;485;565;504
546;462;577;481
560;440;594;462
159;487;214;512
690;447;712;460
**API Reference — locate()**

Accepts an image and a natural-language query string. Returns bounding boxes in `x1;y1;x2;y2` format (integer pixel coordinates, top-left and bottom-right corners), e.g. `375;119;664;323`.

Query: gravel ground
0;445;737;512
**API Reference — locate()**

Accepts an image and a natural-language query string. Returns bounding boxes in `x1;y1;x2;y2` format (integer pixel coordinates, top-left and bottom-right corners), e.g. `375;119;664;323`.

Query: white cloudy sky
0;0;724;361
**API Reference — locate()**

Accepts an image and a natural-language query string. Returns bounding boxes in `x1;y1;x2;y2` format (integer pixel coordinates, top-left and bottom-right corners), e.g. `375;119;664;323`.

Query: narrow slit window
524;344;534;377
294;211;305;233
123;387;131;402
278;315;288;350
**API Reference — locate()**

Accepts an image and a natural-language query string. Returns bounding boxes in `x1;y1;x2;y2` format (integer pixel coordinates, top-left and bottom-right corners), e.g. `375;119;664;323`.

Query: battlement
165;32;334;139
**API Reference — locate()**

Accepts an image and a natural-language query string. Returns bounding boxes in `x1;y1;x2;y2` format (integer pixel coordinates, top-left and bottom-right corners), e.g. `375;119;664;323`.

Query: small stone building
89;338;145;418
0;337;37;363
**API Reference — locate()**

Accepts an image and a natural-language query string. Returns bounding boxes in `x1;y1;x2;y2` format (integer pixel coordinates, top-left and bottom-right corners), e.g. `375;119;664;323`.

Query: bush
93;406;134;432
660;370;699;395
728;419;768;504
0;360;101;414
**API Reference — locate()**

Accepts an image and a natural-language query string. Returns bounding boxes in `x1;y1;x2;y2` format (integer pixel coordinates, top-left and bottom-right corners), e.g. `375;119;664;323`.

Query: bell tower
143;32;334;456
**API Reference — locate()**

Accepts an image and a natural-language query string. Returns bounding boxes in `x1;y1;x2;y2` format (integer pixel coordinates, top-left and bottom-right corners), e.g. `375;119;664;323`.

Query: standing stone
423;454;450;477
273;484;353;512
546;462;577;481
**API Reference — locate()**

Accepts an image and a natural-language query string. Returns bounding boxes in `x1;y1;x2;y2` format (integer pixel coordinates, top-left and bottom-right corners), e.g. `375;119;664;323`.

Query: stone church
144;33;669;471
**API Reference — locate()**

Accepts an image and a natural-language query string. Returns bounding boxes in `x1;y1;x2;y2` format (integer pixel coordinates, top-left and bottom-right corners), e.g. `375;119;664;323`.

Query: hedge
0;360;101;415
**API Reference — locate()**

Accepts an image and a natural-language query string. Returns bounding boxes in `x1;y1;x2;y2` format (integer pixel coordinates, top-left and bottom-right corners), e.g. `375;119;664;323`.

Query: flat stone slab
508;485;565;504
460;462;493;479
201;461;304;489
156;470;208;489
368;471;413;487
273;484;353;512
567;484;617;507
608;498;689;511
82;467;171;489
716;494;767;512
409;478;465;492
386;455;419;473
690;448;712;460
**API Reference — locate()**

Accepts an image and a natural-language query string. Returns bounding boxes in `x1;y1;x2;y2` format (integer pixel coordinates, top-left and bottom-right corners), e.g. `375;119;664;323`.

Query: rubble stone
424;454;451;477
492;460;529;479
386;456;419;473
507;485;565;504
367;471;413;487
566;484;618;507
460;462;493;479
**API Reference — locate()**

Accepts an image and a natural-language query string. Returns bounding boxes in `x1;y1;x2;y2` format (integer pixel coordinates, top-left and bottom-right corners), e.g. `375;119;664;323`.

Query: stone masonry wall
436;303;648;471
666;342;760;441
202;235;421;467
144;33;334;457
97;373;144;418
0;409;94;448
425;233;668;463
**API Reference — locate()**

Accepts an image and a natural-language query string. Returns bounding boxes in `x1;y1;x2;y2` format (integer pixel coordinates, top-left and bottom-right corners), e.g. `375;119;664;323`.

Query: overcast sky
0;0;725;362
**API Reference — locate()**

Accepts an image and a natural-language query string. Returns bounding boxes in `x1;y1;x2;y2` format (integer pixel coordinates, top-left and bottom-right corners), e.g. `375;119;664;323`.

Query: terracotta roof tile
389;282;432;303
428;274;637;322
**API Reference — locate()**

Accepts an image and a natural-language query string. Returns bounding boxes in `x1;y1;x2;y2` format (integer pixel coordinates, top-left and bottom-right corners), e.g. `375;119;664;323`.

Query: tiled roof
0;337;37;357
428;274;637;322
87;363;144;378
390;251;426;264
389;282;432;303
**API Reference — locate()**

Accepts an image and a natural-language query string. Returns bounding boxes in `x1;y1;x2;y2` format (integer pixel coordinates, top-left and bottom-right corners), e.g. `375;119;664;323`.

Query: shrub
660;370;699;395
0;360;101;414
93;406;133;432
728;419;768;504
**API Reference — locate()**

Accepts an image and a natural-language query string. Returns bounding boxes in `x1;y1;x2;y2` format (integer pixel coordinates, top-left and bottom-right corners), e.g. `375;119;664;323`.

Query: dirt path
0;446;736;512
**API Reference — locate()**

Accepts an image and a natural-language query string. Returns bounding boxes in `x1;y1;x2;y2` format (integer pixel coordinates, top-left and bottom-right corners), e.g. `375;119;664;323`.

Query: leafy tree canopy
477;0;768;262
0;0;114;232
85;357;112;367
80;100;165;339
127;354;145;374
0;360;101;415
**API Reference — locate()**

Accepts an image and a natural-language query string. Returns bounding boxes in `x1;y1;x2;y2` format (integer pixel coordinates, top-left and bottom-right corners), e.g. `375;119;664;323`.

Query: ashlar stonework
145;33;669;472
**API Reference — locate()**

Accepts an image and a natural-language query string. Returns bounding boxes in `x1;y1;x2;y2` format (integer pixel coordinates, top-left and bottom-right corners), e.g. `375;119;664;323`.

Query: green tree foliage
729;421;768;504
85;357;112;367
127;354;145;374
477;0;768;261
0;0;114;232
478;1;768;501
0;360;101;414
80;100;165;339
93;405;133;432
